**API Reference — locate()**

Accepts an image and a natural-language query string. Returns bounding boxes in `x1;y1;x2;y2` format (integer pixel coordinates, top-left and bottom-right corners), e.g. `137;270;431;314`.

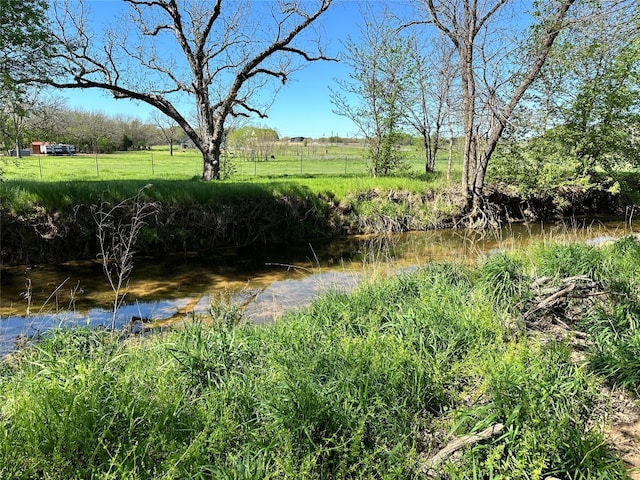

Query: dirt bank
0;184;629;266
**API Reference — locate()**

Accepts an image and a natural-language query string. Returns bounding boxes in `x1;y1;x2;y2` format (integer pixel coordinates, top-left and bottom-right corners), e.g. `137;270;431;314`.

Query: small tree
540;7;640;176
227;126;279;163
0;89;30;157
331;7;413;176
402;33;457;173
150;111;182;156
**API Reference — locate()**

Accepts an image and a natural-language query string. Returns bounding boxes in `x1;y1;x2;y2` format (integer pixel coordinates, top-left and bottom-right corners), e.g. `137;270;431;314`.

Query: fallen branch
524;275;607;322
421;423;504;474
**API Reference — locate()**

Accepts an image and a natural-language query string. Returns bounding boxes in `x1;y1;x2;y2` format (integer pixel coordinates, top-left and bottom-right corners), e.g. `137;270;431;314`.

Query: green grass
1;239;637;479
1;144;462;183
0;146;462;214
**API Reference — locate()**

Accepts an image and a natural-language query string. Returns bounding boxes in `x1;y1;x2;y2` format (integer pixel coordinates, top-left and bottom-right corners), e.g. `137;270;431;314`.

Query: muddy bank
485;184;627;222
0;184;629;266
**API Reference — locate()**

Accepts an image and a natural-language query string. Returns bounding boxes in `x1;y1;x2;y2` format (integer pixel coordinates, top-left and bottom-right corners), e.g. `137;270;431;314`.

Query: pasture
1;141;462;213
1;141;459;184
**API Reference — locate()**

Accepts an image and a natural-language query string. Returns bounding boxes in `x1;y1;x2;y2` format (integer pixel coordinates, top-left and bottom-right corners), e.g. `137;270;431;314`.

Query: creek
0;219;635;353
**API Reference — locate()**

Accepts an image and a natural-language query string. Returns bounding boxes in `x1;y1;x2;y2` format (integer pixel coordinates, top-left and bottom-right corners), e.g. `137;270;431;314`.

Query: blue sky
60;0;373;139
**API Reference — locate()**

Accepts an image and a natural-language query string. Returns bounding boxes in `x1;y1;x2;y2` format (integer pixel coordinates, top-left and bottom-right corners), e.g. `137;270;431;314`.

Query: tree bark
470;0;577;203
202;140;222;181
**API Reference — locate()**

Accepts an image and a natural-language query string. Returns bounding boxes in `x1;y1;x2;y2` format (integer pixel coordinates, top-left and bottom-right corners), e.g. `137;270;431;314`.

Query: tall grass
1;241;635;478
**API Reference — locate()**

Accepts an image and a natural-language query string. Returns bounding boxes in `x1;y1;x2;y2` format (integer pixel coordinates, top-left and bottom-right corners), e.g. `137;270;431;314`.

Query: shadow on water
0;219;635;353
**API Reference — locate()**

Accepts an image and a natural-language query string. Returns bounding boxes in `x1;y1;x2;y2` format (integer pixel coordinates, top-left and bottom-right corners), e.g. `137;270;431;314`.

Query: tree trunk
423;131;434;173
432;129;440;172
460;51;476;201
469;0;576;202
447;133;453;181
202;149;220;180
201;135;224;181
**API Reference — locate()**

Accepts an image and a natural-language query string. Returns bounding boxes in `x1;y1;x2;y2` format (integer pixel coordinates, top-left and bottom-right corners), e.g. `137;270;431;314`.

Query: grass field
0;143;463;213
0;142;460;184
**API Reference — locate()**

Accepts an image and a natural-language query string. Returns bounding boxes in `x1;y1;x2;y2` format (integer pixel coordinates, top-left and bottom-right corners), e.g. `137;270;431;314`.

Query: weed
533;242;606;280
91;186;159;329
477;253;530;309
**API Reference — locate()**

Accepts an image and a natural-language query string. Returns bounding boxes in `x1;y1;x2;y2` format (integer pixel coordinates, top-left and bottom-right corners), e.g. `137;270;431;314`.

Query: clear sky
59;0;372;139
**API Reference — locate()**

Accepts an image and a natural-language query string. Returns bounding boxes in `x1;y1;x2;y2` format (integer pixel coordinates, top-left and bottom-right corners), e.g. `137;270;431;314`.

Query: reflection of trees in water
3;222;631;320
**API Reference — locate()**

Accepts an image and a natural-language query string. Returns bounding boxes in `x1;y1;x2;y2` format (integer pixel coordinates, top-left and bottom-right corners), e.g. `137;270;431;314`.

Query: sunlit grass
1;144;463;183
0;146;463;214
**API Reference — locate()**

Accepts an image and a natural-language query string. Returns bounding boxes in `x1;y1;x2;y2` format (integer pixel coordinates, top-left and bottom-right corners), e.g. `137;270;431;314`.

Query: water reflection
0;220;635;352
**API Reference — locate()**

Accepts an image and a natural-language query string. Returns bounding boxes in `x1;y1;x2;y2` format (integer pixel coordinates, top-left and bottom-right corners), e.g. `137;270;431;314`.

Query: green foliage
489;128;590;193
331;8;417;177
580;236;640;394
0;0;54;87
477;253;530;309
560;40;640;175
1;245;634;478
227;126;280;163
527;236;640;396
532;242;605;280
491;17;640;193
590;330;640;395
451;342;624;479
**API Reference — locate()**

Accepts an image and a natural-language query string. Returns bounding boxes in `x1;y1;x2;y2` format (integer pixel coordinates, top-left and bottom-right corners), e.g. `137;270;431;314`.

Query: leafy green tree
491;4;640;190
557;41;640;175
227;126;279;163
0;87;38;157
0;0;55;159
0;0;53;89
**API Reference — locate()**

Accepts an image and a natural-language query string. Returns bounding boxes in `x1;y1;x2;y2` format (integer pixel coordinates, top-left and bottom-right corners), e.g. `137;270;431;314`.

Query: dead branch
523;275;609;329
421;423;505;475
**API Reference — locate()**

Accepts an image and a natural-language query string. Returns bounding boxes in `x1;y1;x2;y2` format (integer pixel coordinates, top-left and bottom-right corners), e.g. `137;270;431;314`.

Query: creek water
0;219;635;353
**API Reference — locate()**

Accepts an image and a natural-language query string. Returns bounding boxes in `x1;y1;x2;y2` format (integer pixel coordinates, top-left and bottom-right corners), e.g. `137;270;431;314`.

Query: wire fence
1;146;430;181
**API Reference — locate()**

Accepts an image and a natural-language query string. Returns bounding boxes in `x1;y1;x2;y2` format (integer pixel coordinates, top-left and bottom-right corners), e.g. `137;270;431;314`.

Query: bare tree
403;33;457;173
37;0;333;180
420;0;578;214
150;111;182;156
28;93;70;142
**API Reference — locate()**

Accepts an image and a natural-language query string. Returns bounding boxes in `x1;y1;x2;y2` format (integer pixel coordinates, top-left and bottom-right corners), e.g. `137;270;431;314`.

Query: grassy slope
0;146;459;209
2;237;639;479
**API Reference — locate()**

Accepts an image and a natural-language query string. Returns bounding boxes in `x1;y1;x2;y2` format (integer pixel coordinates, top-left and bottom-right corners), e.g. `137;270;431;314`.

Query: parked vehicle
40;144;76;155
